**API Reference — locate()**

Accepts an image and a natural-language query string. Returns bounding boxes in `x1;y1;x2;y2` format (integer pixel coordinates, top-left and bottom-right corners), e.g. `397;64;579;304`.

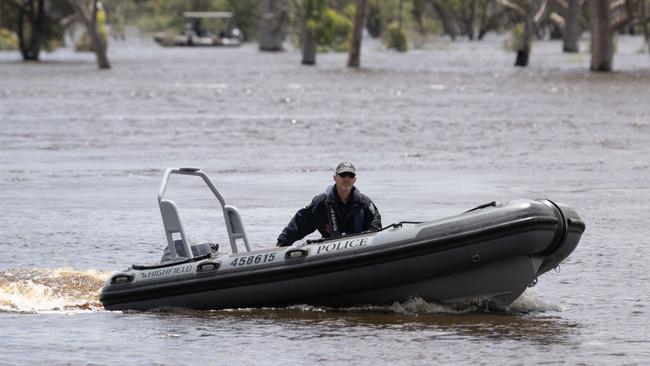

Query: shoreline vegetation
0;0;648;71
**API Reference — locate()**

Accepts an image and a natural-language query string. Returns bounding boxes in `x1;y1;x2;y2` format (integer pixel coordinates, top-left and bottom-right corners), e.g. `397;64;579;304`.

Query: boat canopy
183;12;233;19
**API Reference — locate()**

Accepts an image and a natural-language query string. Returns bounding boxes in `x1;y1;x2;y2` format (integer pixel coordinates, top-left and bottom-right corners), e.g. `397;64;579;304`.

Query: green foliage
136;0;221;33
299;0;351;52
365;0;439;42
340;2;356;19
385;21;408;52
309;8;352;51
76;7;108;52
366;0;382;37
225;0;259;41
0;28;18;50
505;22;524;51
103;0;140;37
40;27;63;53
137;15;176;34
0;0;70;56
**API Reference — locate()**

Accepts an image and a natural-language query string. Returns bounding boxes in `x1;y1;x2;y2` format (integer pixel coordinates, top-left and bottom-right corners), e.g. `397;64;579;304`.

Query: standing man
276;162;382;247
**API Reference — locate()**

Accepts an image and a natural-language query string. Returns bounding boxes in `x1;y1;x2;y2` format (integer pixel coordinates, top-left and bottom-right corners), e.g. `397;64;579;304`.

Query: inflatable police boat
99;168;585;311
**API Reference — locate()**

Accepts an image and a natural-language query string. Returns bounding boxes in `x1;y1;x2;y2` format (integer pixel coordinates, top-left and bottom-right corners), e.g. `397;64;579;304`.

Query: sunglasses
338;172;356;179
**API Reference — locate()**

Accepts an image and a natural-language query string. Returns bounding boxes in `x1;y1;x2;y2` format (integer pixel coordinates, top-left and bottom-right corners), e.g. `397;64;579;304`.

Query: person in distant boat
184;22;195;45
276;161;382;247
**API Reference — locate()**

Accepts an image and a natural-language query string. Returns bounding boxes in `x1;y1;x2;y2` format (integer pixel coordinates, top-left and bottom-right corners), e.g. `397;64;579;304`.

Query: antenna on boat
157;167;251;257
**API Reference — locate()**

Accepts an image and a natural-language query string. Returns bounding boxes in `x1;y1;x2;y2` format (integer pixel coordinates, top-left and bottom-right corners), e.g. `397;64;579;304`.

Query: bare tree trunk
259;0;287;51
590;0;613;71
17;0;44;61
68;0;110;69
467;0;477;40
16;2;28;60
301;18;316;65
515;16;534;66
347;0;366;67
563;0;581;52
479;5;507;40
28;0;44;60
398;0;403;30
431;0;457;40
643;0;650;53
478;0;490;40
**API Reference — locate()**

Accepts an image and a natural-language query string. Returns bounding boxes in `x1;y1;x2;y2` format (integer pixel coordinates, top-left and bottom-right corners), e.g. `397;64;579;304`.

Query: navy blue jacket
276;185;382;247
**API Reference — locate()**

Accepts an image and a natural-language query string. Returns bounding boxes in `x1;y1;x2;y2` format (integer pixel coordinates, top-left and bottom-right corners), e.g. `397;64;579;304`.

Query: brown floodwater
1;34;649;364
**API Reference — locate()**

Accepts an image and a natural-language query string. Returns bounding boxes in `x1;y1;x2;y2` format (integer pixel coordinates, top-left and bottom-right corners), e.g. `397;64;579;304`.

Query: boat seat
159;199;193;260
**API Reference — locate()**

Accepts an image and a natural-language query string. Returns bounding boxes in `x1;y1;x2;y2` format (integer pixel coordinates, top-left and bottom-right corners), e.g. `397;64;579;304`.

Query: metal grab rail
158;167;251;257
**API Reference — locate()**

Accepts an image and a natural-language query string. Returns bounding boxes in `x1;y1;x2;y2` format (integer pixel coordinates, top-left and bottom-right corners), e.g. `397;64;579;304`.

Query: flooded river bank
1;35;649;364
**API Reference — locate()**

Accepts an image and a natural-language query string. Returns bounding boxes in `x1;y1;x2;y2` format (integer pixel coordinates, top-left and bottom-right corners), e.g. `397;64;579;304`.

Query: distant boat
100;167;585;311
153;12;244;47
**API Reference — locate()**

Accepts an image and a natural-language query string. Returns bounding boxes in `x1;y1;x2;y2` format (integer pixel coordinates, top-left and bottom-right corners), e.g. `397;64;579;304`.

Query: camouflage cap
335;161;356;175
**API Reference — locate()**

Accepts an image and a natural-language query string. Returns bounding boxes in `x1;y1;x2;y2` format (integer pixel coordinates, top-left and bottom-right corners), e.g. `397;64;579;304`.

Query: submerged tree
498;0;550;66
429;0;459;39
347;0;366;67
590;0;634;71
295;0;351;65
259;0;287;51
477;0;511;40
299;0;320;64
426;0;511;40
365;0;382;37
0;0;109;68
67;0;110;68
0;0;70;61
640;1;650;54
562;0;583;52
225;0;259;41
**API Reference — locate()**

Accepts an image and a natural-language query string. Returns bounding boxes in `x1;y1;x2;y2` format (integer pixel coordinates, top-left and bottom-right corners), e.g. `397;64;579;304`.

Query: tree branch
534;0;551;24
54;12;76;24
92;0;97;24
554;0;568;9
609;0;625;10
2;0;23;10
628;16;650;26
482;7;509;32
549;11;565;28
495;0;526;17
611;0;635;30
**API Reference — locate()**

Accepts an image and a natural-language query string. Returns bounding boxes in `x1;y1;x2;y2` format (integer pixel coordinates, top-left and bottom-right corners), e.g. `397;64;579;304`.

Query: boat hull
100;199;585;310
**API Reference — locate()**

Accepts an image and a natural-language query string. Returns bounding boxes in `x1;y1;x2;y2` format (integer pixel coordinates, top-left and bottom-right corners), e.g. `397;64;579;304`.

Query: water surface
1;35;649;364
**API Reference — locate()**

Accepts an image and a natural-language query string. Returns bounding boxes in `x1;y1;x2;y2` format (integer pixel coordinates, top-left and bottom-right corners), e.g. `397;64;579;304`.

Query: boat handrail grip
224;205;251;252
158;168;227;207
157;167;251;254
